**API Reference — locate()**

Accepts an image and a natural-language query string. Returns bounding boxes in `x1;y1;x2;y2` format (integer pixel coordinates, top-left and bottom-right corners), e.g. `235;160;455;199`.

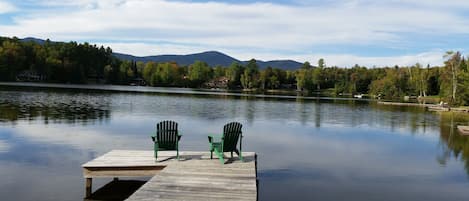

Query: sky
0;0;469;67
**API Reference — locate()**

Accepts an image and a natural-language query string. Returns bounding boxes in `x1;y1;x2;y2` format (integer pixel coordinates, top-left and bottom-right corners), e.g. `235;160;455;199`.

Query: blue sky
1;0;469;67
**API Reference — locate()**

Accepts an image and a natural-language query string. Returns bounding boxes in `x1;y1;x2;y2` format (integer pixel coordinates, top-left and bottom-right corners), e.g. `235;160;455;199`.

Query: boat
428;105;450;112
428;102;450;112
353;94;364;99
458;126;469;135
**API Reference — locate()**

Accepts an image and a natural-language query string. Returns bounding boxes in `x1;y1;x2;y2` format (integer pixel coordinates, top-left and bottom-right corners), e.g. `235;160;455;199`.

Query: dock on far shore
458;126;469;136
377;101;436;107
377;101;469;113
82;150;258;201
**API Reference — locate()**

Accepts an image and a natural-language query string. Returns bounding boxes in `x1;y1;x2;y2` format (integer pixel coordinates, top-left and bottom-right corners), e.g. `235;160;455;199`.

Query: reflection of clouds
261;169;469;201
6;111;458;183
12;123;146;153
0;140;10;152
321;123;441;143
388;125;440;142
248;123;459;182
0;161;84;201
2;88;469;200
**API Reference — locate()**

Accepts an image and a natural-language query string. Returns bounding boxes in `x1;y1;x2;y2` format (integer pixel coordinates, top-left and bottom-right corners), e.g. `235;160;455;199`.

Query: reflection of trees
295;98;308;126
243;96;255;125
369;103;431;134
0;95;110;124
437;112;469;175
1;88;455;134
314;100;321;128
0;102;110;124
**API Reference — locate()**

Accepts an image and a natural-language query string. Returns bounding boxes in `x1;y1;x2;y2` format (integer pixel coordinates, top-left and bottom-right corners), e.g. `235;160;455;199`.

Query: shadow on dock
84;180;146;201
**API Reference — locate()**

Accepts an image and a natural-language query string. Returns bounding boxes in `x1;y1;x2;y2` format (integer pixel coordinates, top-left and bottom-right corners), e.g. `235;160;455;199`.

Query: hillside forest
0;36;468;105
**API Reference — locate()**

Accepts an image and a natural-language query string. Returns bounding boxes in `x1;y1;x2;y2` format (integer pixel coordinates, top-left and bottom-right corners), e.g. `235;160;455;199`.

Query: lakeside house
203;76;229;89
130;78;146;86
16;70;46;82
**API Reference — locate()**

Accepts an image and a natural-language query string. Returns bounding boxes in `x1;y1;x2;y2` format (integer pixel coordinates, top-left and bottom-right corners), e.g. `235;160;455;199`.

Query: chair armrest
208;134;223;138
177;131;183;141
208;134;223;142
151;135;156;142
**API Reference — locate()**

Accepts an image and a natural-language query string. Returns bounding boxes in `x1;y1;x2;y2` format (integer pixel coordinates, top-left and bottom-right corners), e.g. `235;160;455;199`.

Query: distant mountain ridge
114;51;303;70
20;37;47;45
113;51;240;68
19;37;303;70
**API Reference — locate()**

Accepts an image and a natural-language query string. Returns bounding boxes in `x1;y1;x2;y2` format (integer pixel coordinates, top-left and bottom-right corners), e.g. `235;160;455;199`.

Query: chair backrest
156;120;179;150
222;122;242;152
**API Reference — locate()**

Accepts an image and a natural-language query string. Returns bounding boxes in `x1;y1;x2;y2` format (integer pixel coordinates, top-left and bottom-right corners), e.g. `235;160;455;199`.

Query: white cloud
1;0;468;66
386;0;469;9
315;51;446;67
99;42;209;57
0;1;16;14
233;50;447;67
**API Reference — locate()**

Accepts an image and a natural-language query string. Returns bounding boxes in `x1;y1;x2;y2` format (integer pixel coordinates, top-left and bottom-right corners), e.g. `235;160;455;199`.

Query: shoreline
0;82;369;102
2;82;467;113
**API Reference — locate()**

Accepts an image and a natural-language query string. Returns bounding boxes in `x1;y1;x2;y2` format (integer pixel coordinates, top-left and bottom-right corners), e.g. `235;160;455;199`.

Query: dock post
85;178;92;197
255;154;258;201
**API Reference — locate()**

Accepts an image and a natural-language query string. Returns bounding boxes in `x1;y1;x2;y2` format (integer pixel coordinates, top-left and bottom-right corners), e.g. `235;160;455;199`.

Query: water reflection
0;87;469;201
0;88;441;133
437;112;469;175
0;90;110;124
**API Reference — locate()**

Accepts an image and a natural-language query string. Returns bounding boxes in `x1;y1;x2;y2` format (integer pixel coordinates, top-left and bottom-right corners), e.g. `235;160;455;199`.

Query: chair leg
214;149;224;164
210;151;213;159
231;151;233;158
177;149;179;160
235;149;243;162
218;153;225;164
239;135;243;162
154;143;158;161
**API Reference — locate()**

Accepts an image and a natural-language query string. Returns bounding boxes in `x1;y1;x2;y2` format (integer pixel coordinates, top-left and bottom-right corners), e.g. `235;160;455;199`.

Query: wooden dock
82;150;257;201
377;101;435;107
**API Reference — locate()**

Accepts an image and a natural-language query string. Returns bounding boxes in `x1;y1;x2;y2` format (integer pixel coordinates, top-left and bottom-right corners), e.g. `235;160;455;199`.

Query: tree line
0;36;468;105
0;37;116;83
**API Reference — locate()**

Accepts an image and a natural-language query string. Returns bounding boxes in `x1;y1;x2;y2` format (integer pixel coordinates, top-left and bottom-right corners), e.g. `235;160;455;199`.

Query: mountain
255;60;303;70
18;37;303;70
113;51;240;67
114;51;303;70
20;37;47;45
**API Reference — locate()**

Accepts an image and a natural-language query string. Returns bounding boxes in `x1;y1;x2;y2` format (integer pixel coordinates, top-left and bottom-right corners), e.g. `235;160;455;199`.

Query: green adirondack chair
208;122;243;164
151;120;182;161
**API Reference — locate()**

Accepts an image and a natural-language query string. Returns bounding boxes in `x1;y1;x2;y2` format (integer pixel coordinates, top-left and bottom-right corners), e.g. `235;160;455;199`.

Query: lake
0;84;469;201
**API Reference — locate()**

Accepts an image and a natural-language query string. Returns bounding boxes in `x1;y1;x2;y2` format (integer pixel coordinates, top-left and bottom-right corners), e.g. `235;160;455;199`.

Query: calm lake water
1;84;469;201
